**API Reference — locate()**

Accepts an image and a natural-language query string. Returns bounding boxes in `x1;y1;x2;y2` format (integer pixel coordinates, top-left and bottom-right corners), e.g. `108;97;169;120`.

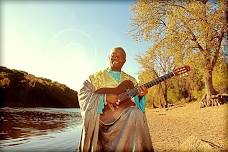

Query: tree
136;47;174;108
130;0;228;107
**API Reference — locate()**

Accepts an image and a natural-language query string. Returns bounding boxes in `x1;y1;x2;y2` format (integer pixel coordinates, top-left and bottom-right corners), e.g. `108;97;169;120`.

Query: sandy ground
146;102;228;152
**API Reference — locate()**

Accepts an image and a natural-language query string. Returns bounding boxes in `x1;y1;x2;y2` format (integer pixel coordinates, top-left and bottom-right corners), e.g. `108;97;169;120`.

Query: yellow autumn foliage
131;0;228;105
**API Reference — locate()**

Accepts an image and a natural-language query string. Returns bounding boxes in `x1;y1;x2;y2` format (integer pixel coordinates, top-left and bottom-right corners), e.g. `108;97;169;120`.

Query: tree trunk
157;82;168;108
163;81;168;108
205;69;217;96
201;68;221;107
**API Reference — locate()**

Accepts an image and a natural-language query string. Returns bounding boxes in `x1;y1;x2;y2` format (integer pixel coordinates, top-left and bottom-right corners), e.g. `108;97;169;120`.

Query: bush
192;89;205;100
167;88;181;104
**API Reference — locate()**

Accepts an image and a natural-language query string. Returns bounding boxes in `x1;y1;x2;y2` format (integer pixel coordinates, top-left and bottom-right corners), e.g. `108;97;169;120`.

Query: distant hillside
0;66;79;108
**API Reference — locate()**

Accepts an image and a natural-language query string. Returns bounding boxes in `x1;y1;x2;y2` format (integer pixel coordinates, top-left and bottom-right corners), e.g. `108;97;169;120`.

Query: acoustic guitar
95;66;190;125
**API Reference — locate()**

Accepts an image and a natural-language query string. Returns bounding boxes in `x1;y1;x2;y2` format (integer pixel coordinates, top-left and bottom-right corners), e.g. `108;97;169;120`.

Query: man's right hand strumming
105;94;120;111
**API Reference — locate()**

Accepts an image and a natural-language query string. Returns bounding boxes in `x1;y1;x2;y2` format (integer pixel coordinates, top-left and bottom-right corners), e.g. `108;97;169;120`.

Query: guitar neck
142;72;174;89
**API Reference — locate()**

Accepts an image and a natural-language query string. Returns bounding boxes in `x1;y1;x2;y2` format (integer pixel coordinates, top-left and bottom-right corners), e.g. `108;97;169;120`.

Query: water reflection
0;107;82;152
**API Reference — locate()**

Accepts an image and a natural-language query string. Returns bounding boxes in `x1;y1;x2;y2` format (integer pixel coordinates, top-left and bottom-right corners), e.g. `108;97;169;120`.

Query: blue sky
1;0;151;91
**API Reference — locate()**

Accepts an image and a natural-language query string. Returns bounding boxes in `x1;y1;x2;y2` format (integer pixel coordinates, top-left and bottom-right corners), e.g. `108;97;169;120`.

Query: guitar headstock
173;65;190;77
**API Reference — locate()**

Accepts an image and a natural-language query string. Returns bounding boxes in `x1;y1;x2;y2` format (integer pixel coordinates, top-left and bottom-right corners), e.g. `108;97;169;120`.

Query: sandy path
146;102;228;151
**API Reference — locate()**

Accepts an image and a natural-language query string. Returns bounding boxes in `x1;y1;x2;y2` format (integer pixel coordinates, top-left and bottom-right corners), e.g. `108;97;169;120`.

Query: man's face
109;50;126;71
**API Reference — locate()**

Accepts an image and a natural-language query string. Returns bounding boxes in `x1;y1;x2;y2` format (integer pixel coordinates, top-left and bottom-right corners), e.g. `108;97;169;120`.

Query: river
0;107;82;152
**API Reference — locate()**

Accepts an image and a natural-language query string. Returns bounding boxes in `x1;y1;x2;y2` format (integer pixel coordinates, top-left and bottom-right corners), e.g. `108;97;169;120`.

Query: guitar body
95;80;136;125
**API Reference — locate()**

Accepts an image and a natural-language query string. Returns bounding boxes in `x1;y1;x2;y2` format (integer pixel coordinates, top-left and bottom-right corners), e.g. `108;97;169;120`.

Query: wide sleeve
78;80;102;152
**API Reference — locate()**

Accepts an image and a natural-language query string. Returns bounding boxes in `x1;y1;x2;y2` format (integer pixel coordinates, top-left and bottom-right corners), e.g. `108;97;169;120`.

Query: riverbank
146;102;228;151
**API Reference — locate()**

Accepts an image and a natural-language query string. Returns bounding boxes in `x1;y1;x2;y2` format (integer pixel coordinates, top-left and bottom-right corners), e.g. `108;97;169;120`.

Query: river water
0;107;82;152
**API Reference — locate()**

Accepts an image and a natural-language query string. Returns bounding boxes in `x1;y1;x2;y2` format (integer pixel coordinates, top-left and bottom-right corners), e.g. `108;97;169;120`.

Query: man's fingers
137;86;148;96
107;103;119;111
114;104;119;109
138;87;143;93
106;94;119;104
108;104;115;111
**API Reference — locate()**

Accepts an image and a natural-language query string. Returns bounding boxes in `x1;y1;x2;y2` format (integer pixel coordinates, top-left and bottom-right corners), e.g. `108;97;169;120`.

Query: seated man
78;47;154;151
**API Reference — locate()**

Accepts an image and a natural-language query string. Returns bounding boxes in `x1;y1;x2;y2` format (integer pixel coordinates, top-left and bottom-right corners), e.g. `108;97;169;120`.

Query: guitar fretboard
143;72;174;89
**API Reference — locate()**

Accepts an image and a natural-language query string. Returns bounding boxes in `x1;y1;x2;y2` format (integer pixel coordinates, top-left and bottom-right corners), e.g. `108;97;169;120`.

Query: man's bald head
109;47;126;59
109;47;126;71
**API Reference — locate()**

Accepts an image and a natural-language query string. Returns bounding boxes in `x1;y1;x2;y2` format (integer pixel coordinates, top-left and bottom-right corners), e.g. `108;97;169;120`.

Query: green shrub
167;88;181;104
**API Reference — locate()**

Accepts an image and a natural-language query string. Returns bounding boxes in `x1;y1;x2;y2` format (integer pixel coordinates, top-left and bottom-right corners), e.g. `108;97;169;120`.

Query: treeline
0;66;79;108
137;59;227;108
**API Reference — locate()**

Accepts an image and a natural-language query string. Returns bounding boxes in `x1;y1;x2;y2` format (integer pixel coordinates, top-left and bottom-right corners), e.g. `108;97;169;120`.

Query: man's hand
138;86;148;97
105;94;120;111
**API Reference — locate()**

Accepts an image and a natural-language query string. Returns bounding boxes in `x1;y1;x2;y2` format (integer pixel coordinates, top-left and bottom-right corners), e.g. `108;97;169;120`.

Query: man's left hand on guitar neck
137;86;148;97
